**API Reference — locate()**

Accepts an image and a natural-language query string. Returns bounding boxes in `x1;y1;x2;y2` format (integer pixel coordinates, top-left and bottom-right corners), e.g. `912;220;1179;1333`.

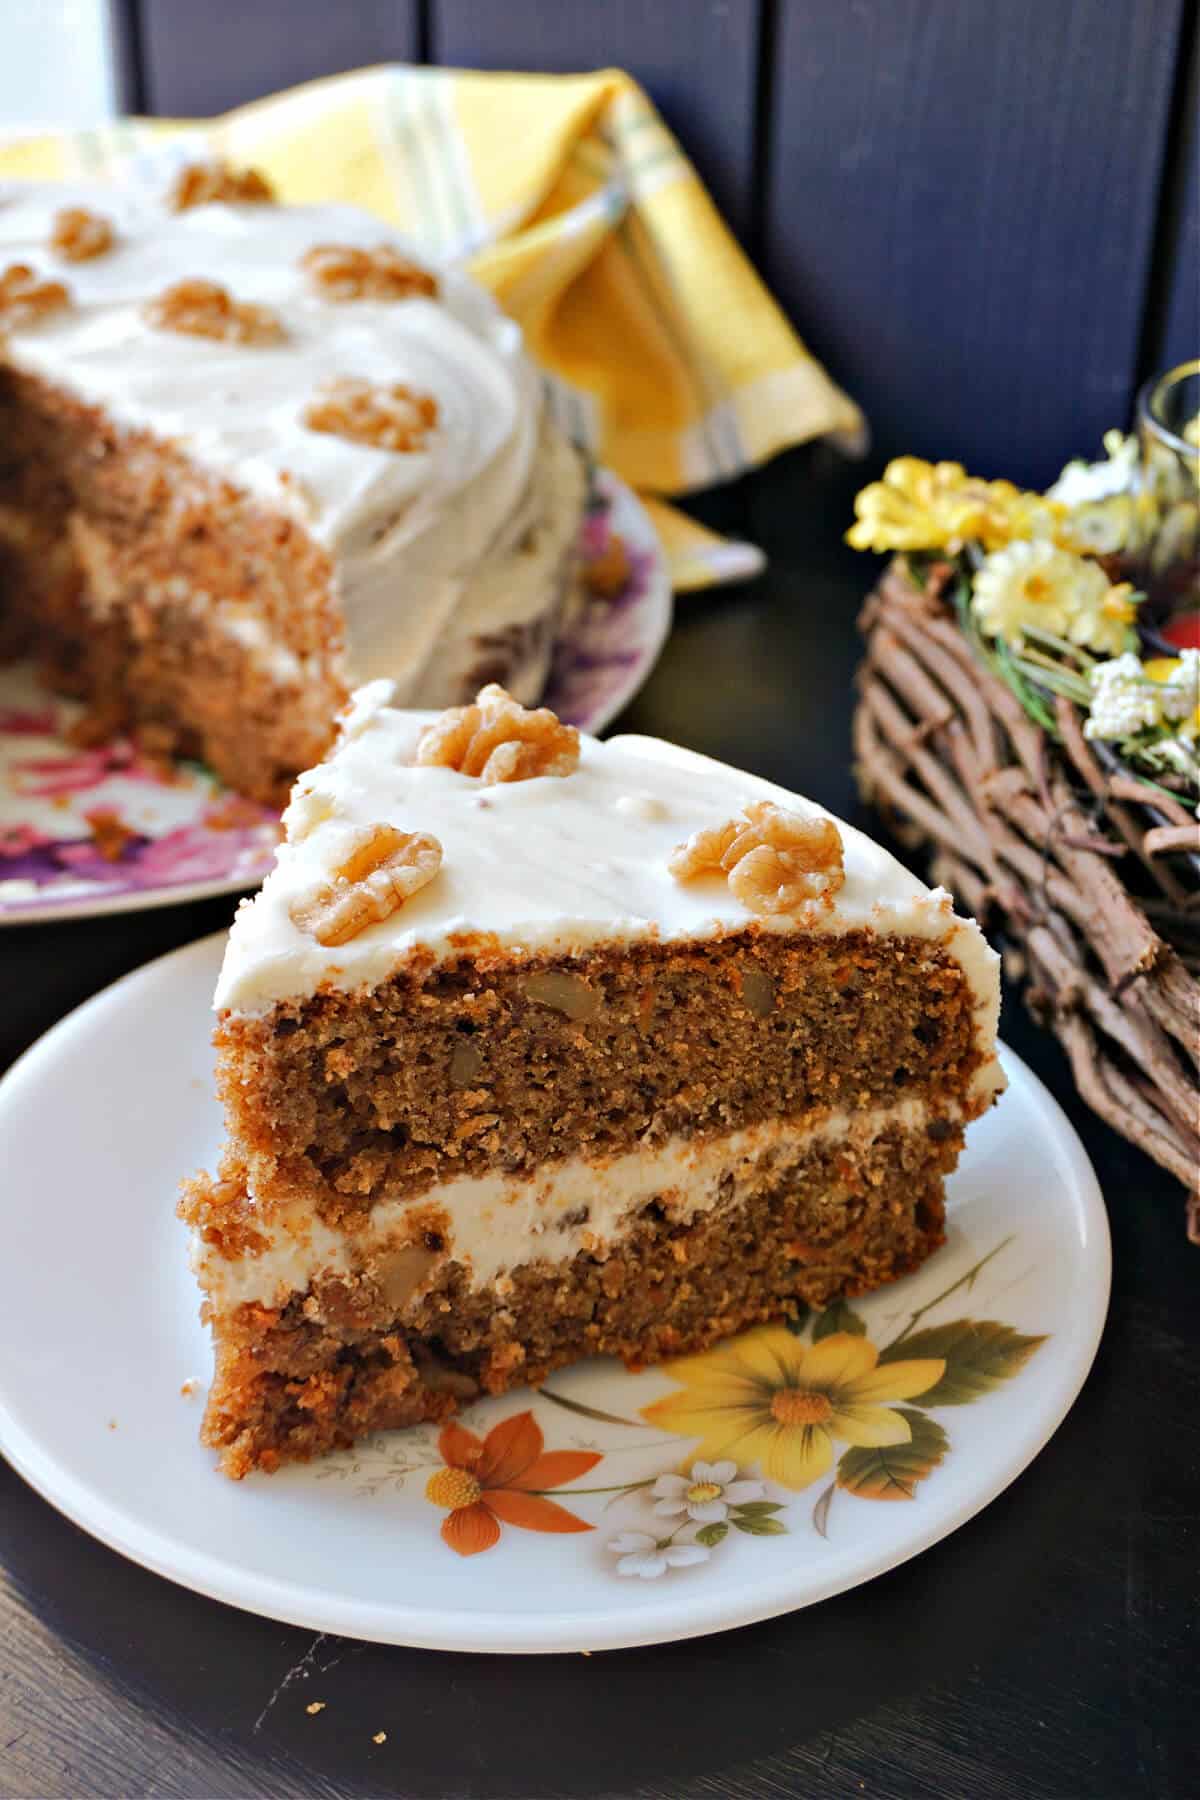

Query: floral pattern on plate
0;954;1105;1653
315;1233;1047;1577
0;668;283;920
0;468;670;924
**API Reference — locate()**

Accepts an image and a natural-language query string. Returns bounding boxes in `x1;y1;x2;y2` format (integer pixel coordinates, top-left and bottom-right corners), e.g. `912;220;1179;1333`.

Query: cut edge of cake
0;171;586;803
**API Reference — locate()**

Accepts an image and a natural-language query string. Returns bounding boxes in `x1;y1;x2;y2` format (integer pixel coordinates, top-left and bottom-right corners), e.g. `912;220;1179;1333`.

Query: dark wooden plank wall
762;0;1188;486
1157;12;1199;375
122;0;420;117
430;0;762;239
110;0;1198;488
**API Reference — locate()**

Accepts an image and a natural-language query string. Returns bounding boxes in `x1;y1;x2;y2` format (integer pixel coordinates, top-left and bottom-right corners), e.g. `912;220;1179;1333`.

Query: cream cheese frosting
193;1100;960;1310
0;181;583;701
213;685;1004;1107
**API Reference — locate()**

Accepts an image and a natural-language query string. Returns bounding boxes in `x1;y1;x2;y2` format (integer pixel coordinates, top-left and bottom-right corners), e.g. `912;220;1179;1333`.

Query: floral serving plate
0;933;1109;1653
0;468;671;925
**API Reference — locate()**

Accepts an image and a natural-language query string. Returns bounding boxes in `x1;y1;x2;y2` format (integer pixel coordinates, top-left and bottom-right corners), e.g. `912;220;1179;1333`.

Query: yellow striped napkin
1;65;864;590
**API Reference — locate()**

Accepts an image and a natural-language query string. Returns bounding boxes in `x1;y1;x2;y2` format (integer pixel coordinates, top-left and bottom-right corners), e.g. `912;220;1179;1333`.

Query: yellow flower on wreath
846;456;1062;556
971;539;1140;655
1066;579;1140;658
972;539;1099;641
639;1325;945;1491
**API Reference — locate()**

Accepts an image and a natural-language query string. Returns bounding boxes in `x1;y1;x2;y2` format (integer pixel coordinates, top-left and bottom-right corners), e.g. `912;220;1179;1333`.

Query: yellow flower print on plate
639;1325;945;1490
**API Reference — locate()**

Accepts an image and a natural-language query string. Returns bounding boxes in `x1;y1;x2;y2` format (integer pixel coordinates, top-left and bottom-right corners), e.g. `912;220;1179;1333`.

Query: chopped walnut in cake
290;823;442;946
143;279;285;346
50;206;114;262
669;800;845;914
415;683;580;784
303;377;438;451
301;242;438;301
0;262;70;326
167;159;276;211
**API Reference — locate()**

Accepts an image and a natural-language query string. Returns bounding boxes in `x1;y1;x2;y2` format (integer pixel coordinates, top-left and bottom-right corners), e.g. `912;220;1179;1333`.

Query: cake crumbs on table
180;1378;201;1399
305;1702;326;1716
372;1732;387;1745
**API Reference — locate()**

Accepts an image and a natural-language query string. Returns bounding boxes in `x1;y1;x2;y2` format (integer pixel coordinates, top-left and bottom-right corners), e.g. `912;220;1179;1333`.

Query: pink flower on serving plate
0;705;58;736
130;820;270;888
0;822;52;859
10;740;170;799
579;510;612;561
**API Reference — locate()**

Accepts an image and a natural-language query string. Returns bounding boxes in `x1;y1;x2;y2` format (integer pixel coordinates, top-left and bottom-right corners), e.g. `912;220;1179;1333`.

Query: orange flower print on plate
424;1410;601;1555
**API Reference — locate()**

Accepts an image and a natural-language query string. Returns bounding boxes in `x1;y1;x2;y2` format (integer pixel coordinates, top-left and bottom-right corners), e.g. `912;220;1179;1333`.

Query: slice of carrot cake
0;164;584;803
182;682;1004;1477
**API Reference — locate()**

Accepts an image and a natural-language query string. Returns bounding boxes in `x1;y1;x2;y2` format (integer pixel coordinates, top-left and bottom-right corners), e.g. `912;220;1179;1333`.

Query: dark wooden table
2;454;1196;1800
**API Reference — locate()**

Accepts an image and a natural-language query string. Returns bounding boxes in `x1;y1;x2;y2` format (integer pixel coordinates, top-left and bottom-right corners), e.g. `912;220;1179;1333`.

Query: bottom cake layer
186;1115;963;1478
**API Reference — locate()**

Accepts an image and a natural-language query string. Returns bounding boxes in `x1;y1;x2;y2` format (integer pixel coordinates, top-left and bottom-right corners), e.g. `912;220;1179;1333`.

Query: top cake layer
0;180;577;697
214;682;1004;1105
0;181;535;550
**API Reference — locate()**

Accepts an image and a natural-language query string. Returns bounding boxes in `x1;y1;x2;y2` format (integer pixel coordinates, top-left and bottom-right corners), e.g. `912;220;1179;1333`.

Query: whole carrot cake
0;163;584;803
182;681;1005;1478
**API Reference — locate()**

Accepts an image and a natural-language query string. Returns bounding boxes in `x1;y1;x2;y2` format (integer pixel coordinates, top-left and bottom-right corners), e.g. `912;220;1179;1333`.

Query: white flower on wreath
607;1531;711;1580
1048;429;1141;507
1085;652;1169;741
1048;433;1159;558
1156;736;1200;795
972;539;1137;655
1143;651;1200;806
1057;493;1155;558
651;1459;766;1525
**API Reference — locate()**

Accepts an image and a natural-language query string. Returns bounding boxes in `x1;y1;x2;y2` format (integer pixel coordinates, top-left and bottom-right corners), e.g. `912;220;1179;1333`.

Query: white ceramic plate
0;933;1109;1654
0;468;671;925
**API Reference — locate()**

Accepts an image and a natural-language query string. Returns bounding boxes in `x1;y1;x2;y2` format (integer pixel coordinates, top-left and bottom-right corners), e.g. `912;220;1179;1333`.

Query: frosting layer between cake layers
214;686;1005;1112
193;1097;963;1310
0;183;583;702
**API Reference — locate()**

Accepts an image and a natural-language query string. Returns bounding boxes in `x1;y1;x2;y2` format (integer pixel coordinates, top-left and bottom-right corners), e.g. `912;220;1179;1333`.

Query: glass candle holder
1136;358;1200;618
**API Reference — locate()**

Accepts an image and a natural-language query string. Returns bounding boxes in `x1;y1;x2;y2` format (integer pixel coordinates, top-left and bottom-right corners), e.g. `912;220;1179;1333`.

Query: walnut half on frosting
301;242;438;302
167;160;276;211
670;800;845;915
415;684;580;784
290;823;442;946
143;279;285;346
0;262;70;326
51;207;114;262
303;377;438;451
